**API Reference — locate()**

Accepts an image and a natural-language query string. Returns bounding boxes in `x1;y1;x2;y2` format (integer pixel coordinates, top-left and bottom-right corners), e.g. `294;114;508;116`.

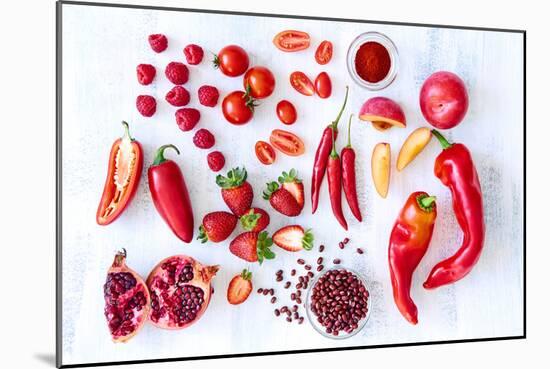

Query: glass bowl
305;266;372;339
346;31;399;90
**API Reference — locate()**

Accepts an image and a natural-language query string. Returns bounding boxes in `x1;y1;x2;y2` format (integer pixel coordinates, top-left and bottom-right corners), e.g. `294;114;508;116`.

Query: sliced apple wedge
397;127;432;171
372;143;391;198
359;97;406;132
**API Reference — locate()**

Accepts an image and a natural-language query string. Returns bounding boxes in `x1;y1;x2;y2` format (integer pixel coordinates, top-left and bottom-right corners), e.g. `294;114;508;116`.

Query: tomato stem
331;86;349;130
153;144;180;166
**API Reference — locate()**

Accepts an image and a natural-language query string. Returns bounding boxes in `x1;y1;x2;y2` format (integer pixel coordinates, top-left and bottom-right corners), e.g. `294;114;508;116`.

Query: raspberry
136;95;156;117
198;85;220;107
184;44;204;65
136;64;156;85
165;62;189;85
207;151;225;172
165;86;190;107
193;128;215;149
175;108;200;131
148;34;168;53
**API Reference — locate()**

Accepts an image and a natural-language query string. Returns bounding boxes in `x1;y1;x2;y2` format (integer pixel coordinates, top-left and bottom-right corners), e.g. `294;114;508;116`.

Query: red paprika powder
354;42;391;83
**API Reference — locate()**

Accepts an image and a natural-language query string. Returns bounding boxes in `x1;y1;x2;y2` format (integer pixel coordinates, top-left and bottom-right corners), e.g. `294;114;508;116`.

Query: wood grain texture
60;4;524;366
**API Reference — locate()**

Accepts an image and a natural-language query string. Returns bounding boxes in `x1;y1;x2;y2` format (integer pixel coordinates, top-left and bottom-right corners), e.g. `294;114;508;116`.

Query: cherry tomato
314;72;332;99
269;129;305;157
290;72;315;96
255;141;276;165
315;40;333;65
276;100;297;125
243;66;276;99
215;45;249;77
222;91;254;125
273;30;310;52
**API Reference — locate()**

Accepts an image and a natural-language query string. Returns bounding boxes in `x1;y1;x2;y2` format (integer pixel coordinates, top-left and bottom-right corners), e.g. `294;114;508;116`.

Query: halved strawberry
229;231;275;264
278;169;304;208
227;269;253;305
273;225;314;252
240;208;270;232
216;167;254;216
263;182;301;217
197;211;238;243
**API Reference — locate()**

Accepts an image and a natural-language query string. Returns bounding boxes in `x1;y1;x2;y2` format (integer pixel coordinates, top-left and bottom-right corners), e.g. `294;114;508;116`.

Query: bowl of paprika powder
347;31;398;90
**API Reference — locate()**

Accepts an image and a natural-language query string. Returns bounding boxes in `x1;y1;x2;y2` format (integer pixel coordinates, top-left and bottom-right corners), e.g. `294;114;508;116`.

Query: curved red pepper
96;121;143;225
311;86;348;213
148;144;194;243
424;130;485;289
327;129;348;230
389;192;437;324
341;115;362;222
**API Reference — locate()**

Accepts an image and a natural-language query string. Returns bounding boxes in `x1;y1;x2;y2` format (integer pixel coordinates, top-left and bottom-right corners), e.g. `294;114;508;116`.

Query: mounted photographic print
56;1;525;367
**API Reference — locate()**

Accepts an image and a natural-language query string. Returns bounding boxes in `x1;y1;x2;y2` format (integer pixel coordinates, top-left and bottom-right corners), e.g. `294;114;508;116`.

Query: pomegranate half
147;255;219;329
103;249;151;342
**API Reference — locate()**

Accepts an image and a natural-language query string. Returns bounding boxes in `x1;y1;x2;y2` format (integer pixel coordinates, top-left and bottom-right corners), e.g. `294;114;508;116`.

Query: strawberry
216;167;254;216
272;225;314;252
240;208;270;232
227;269;253;305
229;231;275;264
278;169;304;208
197;211;238;243
263;169;304;217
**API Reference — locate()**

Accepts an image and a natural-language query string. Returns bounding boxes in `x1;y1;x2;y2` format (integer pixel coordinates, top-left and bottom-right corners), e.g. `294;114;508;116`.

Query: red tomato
315;72;332;99
215;45;249;77
269;129;305;156
315;40;333;65
243;66;276;99
222;91;254;125
290;72;315;96
255;141;276;165
273;30;310;52
276;100;297;125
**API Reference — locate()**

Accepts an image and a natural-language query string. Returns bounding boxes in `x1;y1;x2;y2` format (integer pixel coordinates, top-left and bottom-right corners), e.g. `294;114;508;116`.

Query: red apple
359;97;406;132
419;71;469;129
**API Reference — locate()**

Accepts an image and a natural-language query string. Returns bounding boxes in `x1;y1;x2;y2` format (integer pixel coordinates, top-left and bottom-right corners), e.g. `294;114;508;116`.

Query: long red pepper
423;130;485;289
341;115;362;222
389;192;437;324
327;129;348;230
148;144;194;243
311;86;349;213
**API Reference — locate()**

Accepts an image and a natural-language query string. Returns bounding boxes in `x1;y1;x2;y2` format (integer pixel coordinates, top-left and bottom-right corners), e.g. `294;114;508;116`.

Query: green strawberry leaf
216;167;247;189
302;229;314;251
262;181;279;200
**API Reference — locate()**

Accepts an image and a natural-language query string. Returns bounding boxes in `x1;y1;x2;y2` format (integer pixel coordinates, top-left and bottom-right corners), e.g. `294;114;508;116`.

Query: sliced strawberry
216;167;254;216
197;211;238;243
240;208;270;232
273;225;314;252
278;169;304;208
229;231;275;264
227;269;253;305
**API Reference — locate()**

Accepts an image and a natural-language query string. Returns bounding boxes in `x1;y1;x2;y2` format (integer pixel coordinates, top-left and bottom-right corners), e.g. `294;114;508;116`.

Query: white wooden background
60;4;524;366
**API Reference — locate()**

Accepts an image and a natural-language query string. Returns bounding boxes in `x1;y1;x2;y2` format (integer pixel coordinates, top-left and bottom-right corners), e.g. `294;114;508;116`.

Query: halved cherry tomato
276;100;297;125
243;66;276;99
315;72;332;99
290;72;315;96
315;40;333;65
214;45;249;77
255;141;276;165
273;30;310;52
269;129;305;157
222;91;254;125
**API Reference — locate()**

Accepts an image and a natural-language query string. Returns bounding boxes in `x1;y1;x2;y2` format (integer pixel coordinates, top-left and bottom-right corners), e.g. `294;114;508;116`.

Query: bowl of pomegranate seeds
305;267;371;339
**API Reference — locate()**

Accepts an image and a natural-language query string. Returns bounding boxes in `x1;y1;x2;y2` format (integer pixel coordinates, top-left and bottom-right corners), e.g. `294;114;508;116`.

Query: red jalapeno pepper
423;130;485;289
148;144;194;243
311;86;348;213
389;192;437;324
327;128;348;230
341;115;362;222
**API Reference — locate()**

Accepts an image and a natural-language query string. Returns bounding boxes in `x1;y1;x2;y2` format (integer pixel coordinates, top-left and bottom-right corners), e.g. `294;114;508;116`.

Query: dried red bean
296;297;302;304
296;290;302;297
343;237;350;244
284;281;291;289
286;310;291;317
317;257;323;265
333;259;341;264
298;317;304;324
357;248;364;254
291;293;296;301
257;288;264;294
296;282;303;289
305;265;312;270
271;296;277;304
293;312;299;319
339;242;345;249
291;269;297;276
297;259;305;265
276;275;283;282
276;270;283;276
281;306;288;313
269;289;274;295
263;289;269;295
292;305;298;312
319;245;325;252
274;309;280;316
286;317;292;322
317;265;324;272
307;271;314;278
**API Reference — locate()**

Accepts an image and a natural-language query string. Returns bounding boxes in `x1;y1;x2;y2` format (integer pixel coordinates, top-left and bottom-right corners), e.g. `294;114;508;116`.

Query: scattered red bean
263;289;269;295
292;305;298;312
291;269;297;276
284;281;291;289
257;288;263;294
319;245;325;252
317;257;323;265
296;297;302;304
281;306;288;313
286;317;292;322
269;289;274;295
307;271;314;278
357;248;364;254
291;293;296;301
286;310;291;317
296;290;302;297
293;312;299;319
276;275;283;282
296;282;303;289
271;296;277;304
339;242;345;249
305;265;312;271
333;258;341;264
343;237;350;244
298;317;304;324
297;259;305;265
317;265;324;272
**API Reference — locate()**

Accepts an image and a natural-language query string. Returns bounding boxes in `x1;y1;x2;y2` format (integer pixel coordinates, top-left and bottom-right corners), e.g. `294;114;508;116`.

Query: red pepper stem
121;121;133;141
153;144;180;166
346;114;353;148
417;195;437;211
330;127;338;158
331;86;349;130
431;129;452;150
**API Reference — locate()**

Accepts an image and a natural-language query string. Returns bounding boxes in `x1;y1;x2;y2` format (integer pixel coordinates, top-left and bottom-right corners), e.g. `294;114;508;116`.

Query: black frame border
55;1;527;367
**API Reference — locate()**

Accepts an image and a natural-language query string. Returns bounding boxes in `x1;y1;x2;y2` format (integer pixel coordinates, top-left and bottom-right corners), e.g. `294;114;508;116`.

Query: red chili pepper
148;144;194;243
311;86;348;213
389;192;437;324
327;128;348;230
341;115;362;222
424;130;485;289
96;121;143;225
